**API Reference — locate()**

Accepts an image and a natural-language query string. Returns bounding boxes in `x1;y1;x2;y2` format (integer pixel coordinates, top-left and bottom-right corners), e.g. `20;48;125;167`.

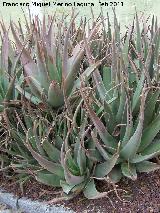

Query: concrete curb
0;189;74;213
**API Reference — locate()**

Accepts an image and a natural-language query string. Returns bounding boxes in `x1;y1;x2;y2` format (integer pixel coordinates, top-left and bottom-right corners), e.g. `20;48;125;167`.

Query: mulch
0;170;160;213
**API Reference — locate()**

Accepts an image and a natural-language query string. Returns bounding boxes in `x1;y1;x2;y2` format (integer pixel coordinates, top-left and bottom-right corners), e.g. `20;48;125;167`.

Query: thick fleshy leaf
131;139;160;163
64;43;85;96
103;101;116;134
55;136;63;150
113;8;120;44
131;140;160;163
36;171;61;187
63;150;85;185
122;29;130;66
1;32;9;71
103;67;112;93
60;180;75;194
136;161;160;173
47;57;60;83
111;33;118;83
93;69;109;102
135;12;142;54
83;179;109;199
73;61;102;91
0;82;6;99
86;43;109;103
15;84;41;104
4;75;16;101
132;73;145;112
121;94;133;147
121;162;137;180
94;149;119;178
81;85;117;151
77;145;86;176
128;56;139;81
11;22;39;78
26;130;64;178
142;140;160;154
66;152;80;175
108;166;123;183
65;17;104;95
71;180;87;194
91;131;110;161
15;142;31;160
139;113;160;151
145;29;160;80
23;114;34;130
86;148;103;162
27;76;44;99
116;86;126;124
32;122;46;156
107;12;112;40
62;14;79;78
60;180;86;195
42;140;60;163
121;90;146;159
35;41;49;91
131;151;160;163
144;89;160;127
47;81;64;108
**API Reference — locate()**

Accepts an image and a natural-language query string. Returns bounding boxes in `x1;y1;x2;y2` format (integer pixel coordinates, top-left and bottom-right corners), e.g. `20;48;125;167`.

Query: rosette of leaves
10;14;103;109
79;21;160;183
80;70;160;183
3;102;118;200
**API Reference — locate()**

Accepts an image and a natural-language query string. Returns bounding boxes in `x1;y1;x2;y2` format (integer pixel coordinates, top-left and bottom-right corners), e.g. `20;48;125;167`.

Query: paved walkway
0;204;22;213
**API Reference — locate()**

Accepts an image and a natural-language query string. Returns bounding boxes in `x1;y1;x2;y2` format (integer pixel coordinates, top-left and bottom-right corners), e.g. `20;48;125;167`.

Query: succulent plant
10;14;103;109
0;23;24;172
3;103;111;199
79;12;160;183
0;24;22;112
82;79;160;181
0;10;160;201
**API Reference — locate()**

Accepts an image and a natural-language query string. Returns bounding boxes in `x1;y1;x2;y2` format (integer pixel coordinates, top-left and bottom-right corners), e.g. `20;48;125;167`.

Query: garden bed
0;9;160;213
0;171;160;212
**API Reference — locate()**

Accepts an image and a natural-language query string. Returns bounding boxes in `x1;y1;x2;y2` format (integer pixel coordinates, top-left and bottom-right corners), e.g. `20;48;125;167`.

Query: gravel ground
0;170;160;213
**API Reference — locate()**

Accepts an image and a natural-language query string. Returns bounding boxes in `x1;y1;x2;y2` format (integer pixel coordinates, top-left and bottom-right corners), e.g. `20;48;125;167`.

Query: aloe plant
79;13;160;183
0;25;23;171
10;14;104;109
0;11;160;201
81;72;160;182
0;24;22;112
3;103;114;199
